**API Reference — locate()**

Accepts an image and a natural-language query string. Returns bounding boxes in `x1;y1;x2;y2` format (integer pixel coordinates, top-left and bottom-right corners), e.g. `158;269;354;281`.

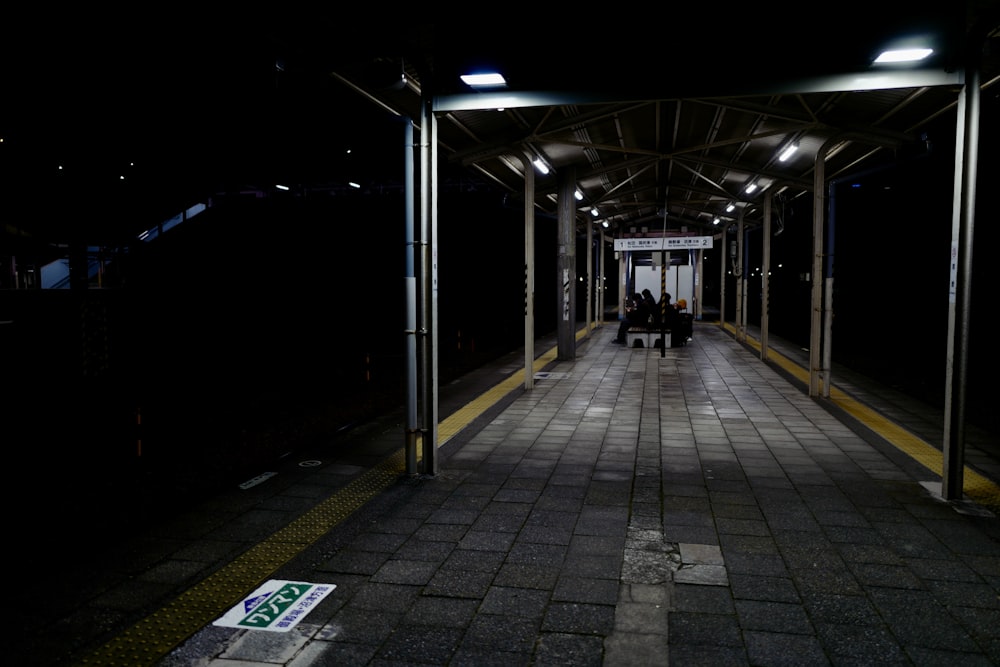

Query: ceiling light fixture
591;207;599;217
532;158;549;175
575;189;583;201
713;217;721;225
778;143;799;162
874;48;933;64
725;203;735;213
460;72;507;87
745;182;758;194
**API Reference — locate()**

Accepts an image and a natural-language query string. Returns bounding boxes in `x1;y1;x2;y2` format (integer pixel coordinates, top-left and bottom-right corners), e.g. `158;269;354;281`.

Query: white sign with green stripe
213;580;336;632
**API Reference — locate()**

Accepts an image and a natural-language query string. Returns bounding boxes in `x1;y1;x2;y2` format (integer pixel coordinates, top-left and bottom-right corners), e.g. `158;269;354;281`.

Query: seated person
612;293;648;344
642;289;661;327
660;292;680;331
674;299;693;342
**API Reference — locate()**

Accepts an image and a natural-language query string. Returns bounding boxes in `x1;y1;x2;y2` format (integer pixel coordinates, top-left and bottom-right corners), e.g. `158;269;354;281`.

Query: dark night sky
1;14;412;245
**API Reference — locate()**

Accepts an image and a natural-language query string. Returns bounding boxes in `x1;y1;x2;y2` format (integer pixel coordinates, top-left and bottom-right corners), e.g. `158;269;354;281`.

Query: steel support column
736;210;746;343
809;137;838;397
761;193;771;361
556;167;576;360
522;150;536;390
942;33;983;500
404;118;418;475
418;91;438;475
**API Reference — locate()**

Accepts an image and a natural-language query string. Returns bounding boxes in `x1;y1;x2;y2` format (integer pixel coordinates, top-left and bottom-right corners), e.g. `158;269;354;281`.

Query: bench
626;327;671;349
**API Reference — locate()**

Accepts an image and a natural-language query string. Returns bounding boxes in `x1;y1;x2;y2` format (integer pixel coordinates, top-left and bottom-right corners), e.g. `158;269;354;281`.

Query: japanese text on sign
613;236;714;251
214;580;336;632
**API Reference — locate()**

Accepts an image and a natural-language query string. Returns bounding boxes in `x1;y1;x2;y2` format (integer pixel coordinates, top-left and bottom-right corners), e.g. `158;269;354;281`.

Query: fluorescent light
532;158;549;175
725;203;735;213
276;184;289;191
574;190;583;201
874;48;933;64
348;181;361;189
778;144;798;162
745;182;757;194
591;208;599;217
460;72;507;87
713;217;720;225
602;221;609;228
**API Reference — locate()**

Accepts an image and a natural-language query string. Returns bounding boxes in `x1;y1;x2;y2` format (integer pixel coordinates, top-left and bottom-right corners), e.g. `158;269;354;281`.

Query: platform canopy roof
322;6;1000;235
4;4;999;245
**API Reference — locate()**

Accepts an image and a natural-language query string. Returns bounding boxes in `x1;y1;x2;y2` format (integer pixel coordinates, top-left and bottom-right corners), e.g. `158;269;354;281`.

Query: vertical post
761;192;771;361
404;118;418;475
694;247;704;321
586;216;593;334
599;226;606;325
741;225;750;343
418;89;438;475
556;167;576;360
660;249;667;357
942;39;981;500
523;150;535;390
736;210;745;342
719;227;727;329
619;251;628;320
810;138;837;397
822;181;837;398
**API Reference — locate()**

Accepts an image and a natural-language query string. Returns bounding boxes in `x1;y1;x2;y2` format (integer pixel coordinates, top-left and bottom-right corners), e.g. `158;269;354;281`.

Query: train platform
20;318;1000;666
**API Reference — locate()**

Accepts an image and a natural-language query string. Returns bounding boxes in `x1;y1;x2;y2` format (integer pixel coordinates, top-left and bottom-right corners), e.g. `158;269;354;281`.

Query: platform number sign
613;236;714;251
214;580;336;632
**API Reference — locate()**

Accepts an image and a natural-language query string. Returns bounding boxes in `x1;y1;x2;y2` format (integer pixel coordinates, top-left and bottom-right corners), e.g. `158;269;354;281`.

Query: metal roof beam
433;68;963;113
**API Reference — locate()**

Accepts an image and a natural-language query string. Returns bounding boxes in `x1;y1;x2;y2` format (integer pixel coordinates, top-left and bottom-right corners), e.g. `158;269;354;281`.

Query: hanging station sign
613;236;714;251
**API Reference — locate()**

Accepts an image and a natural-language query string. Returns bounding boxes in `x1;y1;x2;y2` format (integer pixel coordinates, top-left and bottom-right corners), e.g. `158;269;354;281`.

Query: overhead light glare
575;190;583;201
874;48;933;64
591;208;599;217
602;220;609;228
460;72;507;87
778;144;799;162
745;182;757;194
532;158;549;175
348;181;361;189
725;203;735;213
713;217;721;225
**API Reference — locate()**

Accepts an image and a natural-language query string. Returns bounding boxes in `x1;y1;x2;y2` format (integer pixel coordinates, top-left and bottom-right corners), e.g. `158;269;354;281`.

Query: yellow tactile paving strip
79;335;571;666
80;321;996;665
724;323;1000;513
79;448;410;666
438;344;560;442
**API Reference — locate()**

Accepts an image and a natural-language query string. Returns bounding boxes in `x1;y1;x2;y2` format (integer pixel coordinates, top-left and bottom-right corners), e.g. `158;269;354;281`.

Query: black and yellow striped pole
660;249;667;357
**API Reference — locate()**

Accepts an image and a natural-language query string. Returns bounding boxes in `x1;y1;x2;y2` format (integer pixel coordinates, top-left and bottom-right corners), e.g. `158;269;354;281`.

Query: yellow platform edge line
723;322;999;511
79;329;580;666
80;448;408;666
438;342;560;446
82;321;997;665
